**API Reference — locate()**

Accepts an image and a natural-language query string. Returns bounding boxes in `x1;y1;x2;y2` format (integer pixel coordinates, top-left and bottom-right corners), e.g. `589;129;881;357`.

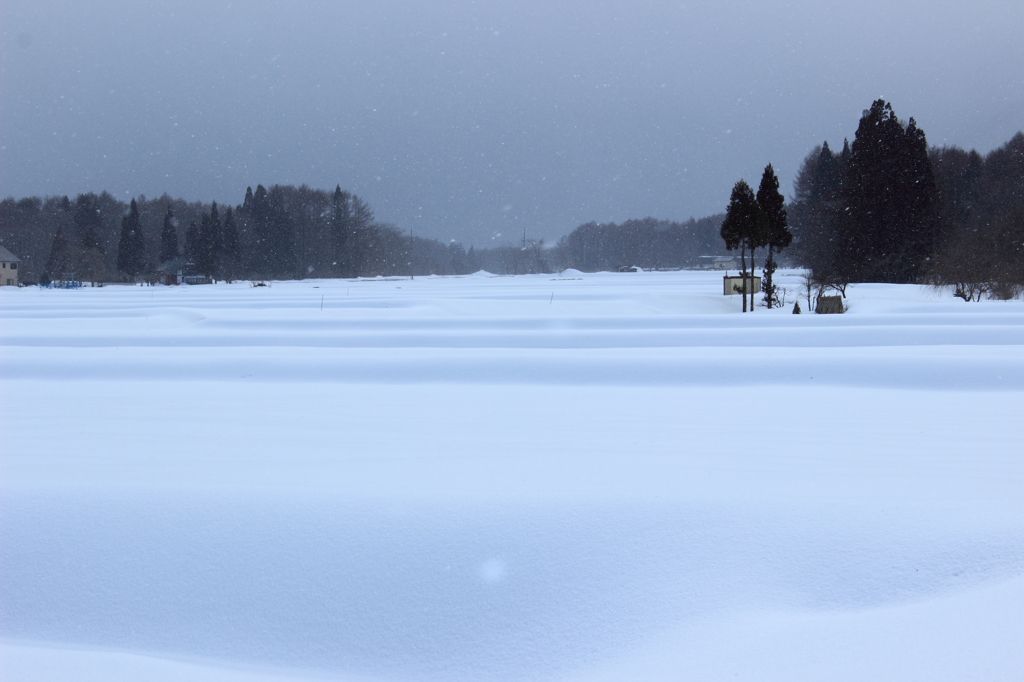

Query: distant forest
2;102;1021;291
0;185;726;284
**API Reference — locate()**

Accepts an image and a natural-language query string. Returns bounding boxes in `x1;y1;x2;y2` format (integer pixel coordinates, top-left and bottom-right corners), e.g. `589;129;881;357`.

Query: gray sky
2;0;1022;247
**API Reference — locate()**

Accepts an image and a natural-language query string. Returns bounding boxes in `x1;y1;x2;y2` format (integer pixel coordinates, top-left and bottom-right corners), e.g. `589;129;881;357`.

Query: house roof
0;245;21;262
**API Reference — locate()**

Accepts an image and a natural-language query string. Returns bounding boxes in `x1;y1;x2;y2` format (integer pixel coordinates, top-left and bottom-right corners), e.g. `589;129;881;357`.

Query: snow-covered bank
1;270;1022;681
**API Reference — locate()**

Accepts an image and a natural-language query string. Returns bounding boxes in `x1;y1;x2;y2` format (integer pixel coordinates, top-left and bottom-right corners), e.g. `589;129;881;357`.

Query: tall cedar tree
790;140;848;274
756;164;792;308
197;202;222;278
836;99;937;283
184;221;200;265
331;186;374;277
248;185;273;277
160;205;178;262
79;222;106;284
116;199;146;279
221;206;240;282
721;180;761;312
331;185;350;276
46;225;75;280
266;186;296;279
73;194;104;239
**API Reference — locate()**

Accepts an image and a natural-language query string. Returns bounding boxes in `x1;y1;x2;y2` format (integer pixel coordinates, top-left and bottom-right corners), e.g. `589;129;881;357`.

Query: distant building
154;257;211;285
698;255;738;270
0;246;21;286
154;257;187;285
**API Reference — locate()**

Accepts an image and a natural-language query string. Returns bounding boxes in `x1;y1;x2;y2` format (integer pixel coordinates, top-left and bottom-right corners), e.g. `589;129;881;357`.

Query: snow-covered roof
0;245;21;262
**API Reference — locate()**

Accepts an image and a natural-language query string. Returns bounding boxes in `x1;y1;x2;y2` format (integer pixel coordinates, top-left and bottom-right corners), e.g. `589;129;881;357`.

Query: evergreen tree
756;163;792;308
46;225;75;280
790;140;850;276
79;222;106;284
835;99;937;283
73;194;103;236
184;221;200;264
209;201;222;267
196;202;222;277
331;186;375;277
160;205;178;262
197;214;212;275
721;179;762;312
331;185;350;277
266;186;296;278
116;199;146;279
249;185;273;276
221;206;241;282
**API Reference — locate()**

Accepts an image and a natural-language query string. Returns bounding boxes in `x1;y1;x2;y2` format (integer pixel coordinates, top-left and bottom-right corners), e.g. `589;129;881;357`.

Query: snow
1;270;1022;681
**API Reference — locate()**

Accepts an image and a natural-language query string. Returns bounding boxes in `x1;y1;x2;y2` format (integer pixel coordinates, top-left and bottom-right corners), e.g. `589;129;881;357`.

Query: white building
0;246;20;286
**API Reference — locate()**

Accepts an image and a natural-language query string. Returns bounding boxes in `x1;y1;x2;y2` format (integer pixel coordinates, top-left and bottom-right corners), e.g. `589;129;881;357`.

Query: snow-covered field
1;269;1022;682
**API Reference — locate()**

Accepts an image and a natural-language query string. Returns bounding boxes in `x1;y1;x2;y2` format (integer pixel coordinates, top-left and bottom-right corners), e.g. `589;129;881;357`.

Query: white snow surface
1;270;1022;681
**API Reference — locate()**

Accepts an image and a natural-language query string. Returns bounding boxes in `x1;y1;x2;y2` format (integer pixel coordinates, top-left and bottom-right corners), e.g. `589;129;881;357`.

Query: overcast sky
2;1;1022;246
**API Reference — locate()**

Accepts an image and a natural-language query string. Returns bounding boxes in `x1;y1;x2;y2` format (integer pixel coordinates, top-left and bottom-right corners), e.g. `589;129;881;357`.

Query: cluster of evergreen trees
789;99;1024;298
720;164;793;311
0;186;491;283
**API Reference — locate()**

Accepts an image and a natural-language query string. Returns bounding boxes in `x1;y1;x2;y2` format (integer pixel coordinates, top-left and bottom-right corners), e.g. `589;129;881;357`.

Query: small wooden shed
723;274;760;295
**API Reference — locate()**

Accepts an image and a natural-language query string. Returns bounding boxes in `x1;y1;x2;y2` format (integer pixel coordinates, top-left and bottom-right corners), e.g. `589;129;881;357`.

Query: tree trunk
749;246;756;312
741;244;747;312
766;245;775;309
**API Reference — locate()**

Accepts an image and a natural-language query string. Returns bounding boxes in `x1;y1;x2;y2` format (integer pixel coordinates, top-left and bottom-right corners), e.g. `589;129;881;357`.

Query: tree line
0;186;491;284
556;215;725;272
0;186;728;284
788;99;1024;300
6;100;1018;292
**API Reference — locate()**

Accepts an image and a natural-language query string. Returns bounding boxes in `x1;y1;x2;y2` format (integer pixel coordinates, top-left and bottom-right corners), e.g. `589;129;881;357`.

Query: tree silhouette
160;205;178;263
116;199;146;279
835;100;937;283
756;164;792;308
721;179;762;311
221;206;241;282
46;225;75;280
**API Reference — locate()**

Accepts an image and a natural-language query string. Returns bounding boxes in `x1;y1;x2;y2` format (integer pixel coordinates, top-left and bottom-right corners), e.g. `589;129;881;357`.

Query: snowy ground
1;269;1022;682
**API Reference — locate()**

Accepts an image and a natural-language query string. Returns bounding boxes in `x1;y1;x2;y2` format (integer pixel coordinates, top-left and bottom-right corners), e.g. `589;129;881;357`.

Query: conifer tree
835;99;937;283
249;185;273;277
196;202;222;278
73;194;103;236
160;205;178;262
266;186;296;278
184;221;200;264
116;199;146;279
46;225;75;280
221;206;241;282
331;185;350;277
721;179;762;311
79;223;106;284
756;163;792;308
